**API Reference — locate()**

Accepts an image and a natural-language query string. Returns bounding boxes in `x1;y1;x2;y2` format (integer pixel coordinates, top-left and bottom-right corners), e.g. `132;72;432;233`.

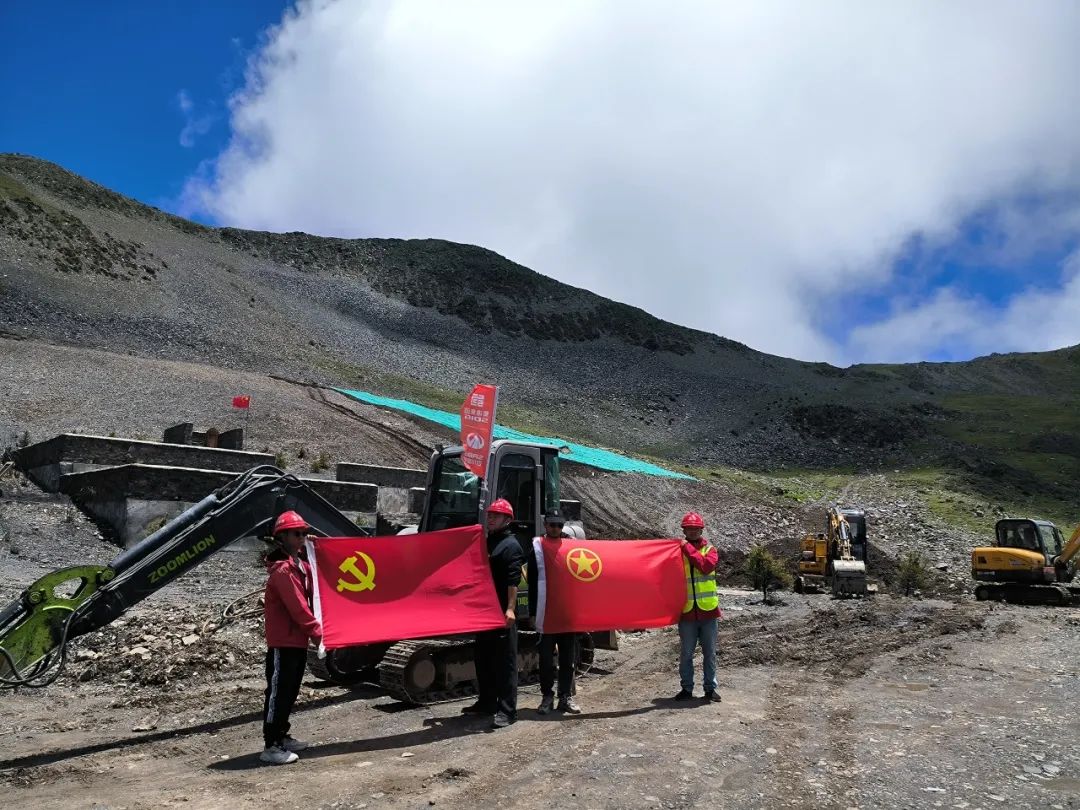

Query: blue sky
2;2;1079;365
0;0;288;213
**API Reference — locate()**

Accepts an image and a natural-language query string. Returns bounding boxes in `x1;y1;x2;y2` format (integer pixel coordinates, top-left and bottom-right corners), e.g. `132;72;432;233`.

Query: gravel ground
1;580;1077;810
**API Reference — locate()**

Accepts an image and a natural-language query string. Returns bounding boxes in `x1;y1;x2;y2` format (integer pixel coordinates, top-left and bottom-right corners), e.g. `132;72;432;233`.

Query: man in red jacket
261;510;323;765
675;512;722;703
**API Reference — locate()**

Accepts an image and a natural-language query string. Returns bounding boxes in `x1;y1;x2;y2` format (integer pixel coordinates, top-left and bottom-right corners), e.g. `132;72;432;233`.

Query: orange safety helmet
273;510;309;535
487;498;515;518
681;512;705;529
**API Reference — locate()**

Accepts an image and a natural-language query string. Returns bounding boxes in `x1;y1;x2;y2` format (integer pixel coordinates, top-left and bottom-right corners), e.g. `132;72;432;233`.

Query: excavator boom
0;466;364;686
1056;525;1080;567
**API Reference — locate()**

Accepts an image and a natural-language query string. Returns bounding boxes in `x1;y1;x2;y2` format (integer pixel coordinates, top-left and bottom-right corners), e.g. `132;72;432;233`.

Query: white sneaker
260;745;299;765
282;736;309;752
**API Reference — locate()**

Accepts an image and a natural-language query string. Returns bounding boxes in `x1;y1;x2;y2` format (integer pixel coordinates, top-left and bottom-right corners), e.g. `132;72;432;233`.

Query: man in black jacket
529;510;581;715
463;498;524;728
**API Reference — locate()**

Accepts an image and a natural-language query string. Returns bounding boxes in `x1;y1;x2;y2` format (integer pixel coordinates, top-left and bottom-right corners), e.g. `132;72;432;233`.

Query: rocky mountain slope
1;153;1078;519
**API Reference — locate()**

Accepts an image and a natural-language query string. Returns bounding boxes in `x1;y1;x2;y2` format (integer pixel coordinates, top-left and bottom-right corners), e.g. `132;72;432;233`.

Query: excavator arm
1056;525;1080;568
0;466;365;687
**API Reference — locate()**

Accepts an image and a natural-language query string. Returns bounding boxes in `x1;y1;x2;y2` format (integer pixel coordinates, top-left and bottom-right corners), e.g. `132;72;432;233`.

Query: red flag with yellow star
533;538;686;633
307;525;505;649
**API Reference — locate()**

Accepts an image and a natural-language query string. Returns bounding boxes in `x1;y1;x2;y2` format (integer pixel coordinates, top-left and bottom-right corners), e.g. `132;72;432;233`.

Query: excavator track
974;582;1080;606
377;631;581;704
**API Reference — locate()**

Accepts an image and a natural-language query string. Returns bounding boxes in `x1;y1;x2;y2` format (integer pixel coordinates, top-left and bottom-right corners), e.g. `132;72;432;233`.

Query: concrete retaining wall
60;464;377;548
14;434;273;492
336;462;427;489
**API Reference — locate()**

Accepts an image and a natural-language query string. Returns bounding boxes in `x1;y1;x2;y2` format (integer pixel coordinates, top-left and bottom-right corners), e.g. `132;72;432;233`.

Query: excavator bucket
830;559;868;598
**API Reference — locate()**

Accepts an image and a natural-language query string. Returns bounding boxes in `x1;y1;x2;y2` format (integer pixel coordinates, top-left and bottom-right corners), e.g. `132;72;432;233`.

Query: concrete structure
13;434;273;493
163;423;245;450
336;462;427;489
59;464;376;548
337;463;428;528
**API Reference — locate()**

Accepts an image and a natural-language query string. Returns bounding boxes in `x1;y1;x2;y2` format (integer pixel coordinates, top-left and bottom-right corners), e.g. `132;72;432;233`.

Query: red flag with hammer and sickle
308;525;505;648
533;538;687;633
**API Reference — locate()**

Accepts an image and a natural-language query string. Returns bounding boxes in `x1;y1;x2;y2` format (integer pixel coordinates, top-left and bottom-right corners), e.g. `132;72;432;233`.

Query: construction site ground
2;546;1079;810
1;350;1077;809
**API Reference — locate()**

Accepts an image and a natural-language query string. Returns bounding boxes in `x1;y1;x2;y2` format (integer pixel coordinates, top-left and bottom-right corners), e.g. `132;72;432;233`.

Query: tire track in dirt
267;373;436;462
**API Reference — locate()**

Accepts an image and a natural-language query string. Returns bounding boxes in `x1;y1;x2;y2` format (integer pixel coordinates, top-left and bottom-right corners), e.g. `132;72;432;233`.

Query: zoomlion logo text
337;551;377;592
566;548;602;582
148;534;218;583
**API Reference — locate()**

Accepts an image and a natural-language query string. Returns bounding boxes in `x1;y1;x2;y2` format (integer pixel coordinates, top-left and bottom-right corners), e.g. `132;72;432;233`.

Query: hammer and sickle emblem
336;551;377;593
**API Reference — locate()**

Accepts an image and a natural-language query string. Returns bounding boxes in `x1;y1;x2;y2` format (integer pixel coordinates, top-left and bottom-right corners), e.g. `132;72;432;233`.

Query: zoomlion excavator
0;440;611;702
793;506;873;597
972;518;1080;606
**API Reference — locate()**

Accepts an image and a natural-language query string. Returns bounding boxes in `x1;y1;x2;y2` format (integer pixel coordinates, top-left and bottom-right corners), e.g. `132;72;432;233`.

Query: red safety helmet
273;510;309;535
681;512;705;529
487;498;515;518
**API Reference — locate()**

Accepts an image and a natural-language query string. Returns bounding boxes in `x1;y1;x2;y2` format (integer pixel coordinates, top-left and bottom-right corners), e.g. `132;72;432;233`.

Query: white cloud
175;89;214;148
184;0;1080;362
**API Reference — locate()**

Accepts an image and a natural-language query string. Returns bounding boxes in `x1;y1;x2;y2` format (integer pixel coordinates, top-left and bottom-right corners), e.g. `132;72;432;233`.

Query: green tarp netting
336;387;693;479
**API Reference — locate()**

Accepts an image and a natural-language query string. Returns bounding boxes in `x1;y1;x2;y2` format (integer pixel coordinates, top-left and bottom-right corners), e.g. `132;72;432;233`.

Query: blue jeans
678;617;718;693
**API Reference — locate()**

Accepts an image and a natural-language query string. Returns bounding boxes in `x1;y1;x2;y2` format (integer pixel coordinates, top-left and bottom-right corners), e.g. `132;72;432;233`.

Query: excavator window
496;454;535;518
996;521;1050;556
426;454;481;531
1038;525;1062;557
496;453;539;547
543;451;561;515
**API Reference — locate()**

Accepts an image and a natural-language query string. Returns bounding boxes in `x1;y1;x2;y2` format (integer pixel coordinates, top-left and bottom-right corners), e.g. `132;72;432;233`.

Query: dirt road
2;589;1078;810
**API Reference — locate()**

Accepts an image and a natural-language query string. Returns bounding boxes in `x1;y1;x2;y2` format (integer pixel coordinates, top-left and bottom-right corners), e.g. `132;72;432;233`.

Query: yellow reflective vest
683;545;719;613
516;564;530;619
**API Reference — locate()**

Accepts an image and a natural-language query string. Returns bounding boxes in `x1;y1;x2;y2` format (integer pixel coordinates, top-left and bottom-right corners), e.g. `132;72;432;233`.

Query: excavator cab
420;440;573;544
994;519;1063;562
972;518;1080;605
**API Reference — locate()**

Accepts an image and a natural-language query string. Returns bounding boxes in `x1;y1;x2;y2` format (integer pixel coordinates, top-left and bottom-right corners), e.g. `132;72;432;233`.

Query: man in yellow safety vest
675;512;722;703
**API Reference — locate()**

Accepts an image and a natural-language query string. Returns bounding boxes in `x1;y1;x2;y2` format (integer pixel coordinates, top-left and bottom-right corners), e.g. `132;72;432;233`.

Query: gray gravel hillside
2;154;1078;511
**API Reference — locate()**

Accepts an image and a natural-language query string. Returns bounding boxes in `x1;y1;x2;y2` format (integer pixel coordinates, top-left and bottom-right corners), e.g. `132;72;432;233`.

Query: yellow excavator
794;506;873;597
972;518;1080;605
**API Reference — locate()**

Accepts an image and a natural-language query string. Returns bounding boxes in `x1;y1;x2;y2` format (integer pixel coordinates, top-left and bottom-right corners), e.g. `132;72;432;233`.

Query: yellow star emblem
566;547;603;582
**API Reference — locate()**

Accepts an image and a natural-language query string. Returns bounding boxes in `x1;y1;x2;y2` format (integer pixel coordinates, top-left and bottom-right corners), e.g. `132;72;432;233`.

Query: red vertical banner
232;395;251;409
460;384;498;478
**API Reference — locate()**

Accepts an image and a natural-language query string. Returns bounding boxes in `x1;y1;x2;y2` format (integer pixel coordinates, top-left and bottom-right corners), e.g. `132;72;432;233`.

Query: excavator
793;506;873;597
972;518;1080;606
0;440;609;702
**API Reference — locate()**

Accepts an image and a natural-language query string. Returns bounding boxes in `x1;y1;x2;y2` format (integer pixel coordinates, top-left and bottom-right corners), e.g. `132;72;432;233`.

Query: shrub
273;451;288;470
742;544;793;604
896;550;929;596
311;451;331;473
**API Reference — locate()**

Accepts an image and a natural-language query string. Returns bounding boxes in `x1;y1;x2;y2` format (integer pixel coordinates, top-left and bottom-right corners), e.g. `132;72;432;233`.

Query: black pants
474;624;518;719
539;632;576;698
263;647;306;747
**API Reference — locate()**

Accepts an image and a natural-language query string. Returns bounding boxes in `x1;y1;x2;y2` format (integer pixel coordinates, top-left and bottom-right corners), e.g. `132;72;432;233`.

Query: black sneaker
557;696;582;715
537;695;555;715
491;712;515;729
704;690;722;703
673;689;694;701
461;701;495;715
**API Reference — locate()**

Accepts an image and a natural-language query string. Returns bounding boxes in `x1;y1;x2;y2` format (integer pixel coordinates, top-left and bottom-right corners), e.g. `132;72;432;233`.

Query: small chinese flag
232;395;251;409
